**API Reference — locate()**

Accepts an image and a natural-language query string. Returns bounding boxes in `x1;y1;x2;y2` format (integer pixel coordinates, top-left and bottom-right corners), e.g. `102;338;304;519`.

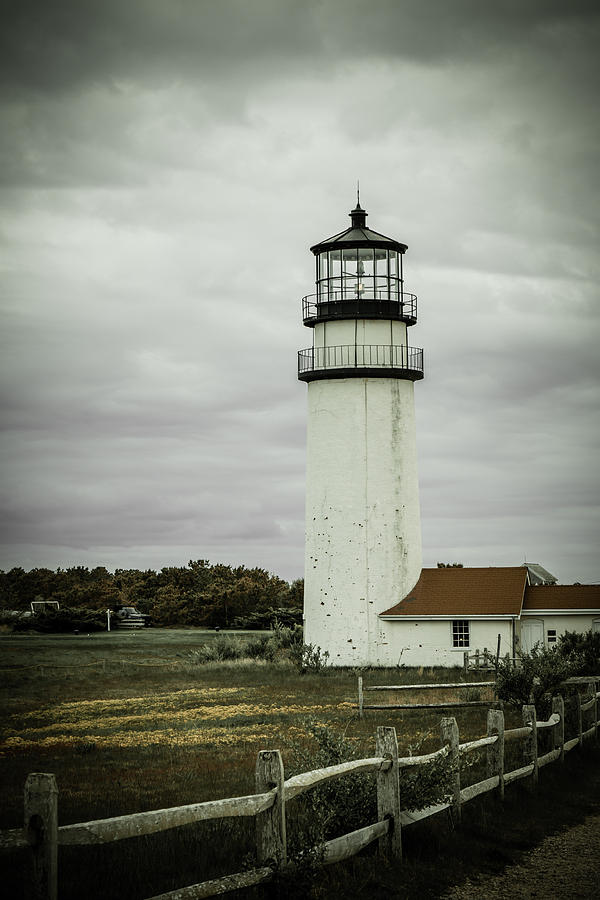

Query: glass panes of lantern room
317;248;403;303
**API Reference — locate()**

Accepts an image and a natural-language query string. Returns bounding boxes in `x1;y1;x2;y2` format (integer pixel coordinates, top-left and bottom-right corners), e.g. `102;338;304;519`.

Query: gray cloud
1;1;598;584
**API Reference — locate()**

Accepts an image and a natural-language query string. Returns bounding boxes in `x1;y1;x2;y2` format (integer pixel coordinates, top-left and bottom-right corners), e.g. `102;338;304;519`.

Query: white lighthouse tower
298;200;424;665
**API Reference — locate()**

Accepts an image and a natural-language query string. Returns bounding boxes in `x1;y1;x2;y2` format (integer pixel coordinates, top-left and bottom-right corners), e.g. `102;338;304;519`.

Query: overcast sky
1;0;599;586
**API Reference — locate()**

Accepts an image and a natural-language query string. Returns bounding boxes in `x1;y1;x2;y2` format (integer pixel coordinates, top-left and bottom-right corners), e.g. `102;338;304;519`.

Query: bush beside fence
1;676;599;900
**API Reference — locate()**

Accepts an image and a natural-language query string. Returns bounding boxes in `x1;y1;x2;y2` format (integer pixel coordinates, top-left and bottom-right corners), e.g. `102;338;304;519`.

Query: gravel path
442;813;600;899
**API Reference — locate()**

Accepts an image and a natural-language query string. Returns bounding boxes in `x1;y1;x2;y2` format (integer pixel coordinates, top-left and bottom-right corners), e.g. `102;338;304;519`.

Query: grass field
0;629;596;899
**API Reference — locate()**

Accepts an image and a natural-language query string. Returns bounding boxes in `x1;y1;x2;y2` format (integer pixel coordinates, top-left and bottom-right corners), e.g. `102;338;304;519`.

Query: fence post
577;688;583;746
255;750;286;869
522;704;538;789
24;773;58;900
552;695;564;763
358;676;364;719
441;717;461;824
588;679;597;744
486;708;504;801
475;649;479;670
593;678;600;743
463;651;469;673
376;726;402;860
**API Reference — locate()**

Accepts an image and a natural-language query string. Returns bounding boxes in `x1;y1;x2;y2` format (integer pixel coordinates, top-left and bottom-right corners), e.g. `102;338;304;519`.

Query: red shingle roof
524;585;600;611
379;567;528;617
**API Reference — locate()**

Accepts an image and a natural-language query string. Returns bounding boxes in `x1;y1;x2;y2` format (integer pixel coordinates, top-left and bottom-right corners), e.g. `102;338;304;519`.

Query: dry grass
0;630;525;899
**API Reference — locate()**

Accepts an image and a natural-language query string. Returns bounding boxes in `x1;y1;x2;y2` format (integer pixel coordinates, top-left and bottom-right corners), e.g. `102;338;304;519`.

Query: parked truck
111;606;152;629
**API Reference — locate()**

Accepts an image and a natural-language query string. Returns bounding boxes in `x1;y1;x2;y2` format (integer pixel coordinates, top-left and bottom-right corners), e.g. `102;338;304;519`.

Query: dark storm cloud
2;0;598;94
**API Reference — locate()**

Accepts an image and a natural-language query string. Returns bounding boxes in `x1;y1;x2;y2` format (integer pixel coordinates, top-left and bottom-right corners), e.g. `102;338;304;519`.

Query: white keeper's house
297;200;600;667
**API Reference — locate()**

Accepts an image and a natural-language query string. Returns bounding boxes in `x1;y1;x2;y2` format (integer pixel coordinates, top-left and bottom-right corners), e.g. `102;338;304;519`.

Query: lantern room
303;202;417;326
298;201;424;383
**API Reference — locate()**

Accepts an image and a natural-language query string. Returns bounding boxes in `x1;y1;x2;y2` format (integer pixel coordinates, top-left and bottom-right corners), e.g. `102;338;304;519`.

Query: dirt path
443;811;600;899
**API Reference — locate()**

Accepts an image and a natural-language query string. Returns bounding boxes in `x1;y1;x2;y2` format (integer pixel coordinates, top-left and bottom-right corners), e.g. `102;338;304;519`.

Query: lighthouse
298;200;424;666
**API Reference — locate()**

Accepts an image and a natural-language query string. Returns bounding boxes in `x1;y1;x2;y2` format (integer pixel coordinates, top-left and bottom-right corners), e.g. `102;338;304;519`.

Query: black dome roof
310;204;408;255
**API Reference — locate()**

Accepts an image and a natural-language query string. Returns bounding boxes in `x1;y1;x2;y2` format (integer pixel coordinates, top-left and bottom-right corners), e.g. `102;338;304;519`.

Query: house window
452;620;470;648
547;629;557;644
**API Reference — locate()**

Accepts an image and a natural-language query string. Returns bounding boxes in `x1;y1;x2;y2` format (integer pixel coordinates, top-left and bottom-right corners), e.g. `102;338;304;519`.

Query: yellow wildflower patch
0;685;352;756
1;723;292;752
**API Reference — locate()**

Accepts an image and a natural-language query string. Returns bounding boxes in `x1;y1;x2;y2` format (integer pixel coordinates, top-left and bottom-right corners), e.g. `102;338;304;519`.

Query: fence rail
358;675;497;716
2;679;598;900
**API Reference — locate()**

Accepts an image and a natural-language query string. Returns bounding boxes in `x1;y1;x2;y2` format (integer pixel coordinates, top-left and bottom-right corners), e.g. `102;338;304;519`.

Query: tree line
0;561;303;628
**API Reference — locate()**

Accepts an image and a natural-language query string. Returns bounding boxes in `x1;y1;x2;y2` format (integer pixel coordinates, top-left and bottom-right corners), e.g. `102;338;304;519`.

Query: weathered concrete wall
303;371;422;666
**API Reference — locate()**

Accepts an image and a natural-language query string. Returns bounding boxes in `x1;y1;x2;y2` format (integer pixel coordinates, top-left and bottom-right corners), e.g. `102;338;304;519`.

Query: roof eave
378;613;519;621
522;608;600;615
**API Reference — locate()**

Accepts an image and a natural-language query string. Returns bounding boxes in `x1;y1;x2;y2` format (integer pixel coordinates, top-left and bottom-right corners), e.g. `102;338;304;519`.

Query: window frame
451;619;470;649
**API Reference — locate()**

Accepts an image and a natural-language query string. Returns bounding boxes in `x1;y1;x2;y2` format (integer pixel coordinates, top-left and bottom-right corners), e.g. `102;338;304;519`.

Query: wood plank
376;726;401;860
504;764;534;785
564;737;580;753
59;792;275;846
441;717;461;824
580;697;596;712
25;773;58;900
504;725;532;742
322;819;388;866
538;748;562;769
522;705;538;789
284;758;385;801
363;681;495;691
144;865;274;900
0;827;29;850
487;708;505;800
397;746;448;767
255;750;286;868
552;695;565;763
459;735;497;754
536;713;560;730
460;776;499;803
362;701;498;710
400;801;451;826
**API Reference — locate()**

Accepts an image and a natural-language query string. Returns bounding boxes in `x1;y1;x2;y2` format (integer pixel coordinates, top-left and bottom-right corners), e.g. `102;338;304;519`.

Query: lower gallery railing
1;677;598;900
298;343;424;377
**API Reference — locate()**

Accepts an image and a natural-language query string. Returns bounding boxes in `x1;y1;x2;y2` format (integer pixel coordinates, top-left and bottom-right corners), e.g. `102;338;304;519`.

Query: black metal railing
298;344;424;380
302;291;417;325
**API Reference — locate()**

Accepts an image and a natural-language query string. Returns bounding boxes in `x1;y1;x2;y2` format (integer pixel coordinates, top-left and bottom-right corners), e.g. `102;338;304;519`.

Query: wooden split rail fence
2;678;599;900
464;648;520;672
357;676;499;716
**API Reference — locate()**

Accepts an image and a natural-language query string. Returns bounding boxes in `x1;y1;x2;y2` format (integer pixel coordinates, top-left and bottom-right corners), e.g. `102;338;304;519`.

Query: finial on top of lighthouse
350;182;367;228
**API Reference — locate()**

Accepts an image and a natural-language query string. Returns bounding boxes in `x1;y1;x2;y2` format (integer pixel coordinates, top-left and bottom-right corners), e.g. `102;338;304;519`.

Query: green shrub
190;635;245;663
556;629;600;675
244;634;276;661
11;607;106;633
496;645;574;708
285;721;453;880
289;642;330;674
232;607;303;630
270;623;304;650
